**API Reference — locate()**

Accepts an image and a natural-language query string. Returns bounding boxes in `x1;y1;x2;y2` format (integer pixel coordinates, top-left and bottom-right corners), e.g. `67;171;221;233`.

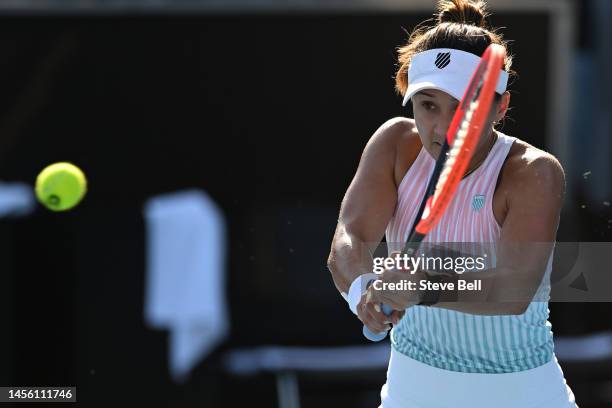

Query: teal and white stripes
391;301;553;373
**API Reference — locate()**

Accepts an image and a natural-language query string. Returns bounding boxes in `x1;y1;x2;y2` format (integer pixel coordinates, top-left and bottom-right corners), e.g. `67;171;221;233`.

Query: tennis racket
363;43;506;341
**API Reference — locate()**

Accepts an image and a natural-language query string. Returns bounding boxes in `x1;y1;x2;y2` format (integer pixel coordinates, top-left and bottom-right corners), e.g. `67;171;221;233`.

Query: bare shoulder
375;117;422;186
361;117;421;185
391;117;421;150
367;116;419;150
502;138;565;198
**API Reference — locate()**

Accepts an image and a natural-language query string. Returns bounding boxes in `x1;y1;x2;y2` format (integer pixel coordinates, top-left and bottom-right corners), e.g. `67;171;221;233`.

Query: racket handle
362;304;393;341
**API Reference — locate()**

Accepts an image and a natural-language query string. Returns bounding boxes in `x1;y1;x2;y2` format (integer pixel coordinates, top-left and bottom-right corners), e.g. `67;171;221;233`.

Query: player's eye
421;101;436;111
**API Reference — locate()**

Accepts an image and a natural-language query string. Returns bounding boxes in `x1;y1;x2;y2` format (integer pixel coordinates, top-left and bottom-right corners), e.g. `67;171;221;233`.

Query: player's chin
427;143;442;159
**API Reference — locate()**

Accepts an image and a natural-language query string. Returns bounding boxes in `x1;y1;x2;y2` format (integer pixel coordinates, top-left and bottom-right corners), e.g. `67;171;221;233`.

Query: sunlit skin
411;89;511;176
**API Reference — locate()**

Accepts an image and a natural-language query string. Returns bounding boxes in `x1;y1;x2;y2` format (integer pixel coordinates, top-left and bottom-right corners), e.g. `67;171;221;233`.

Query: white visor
402;48;509;106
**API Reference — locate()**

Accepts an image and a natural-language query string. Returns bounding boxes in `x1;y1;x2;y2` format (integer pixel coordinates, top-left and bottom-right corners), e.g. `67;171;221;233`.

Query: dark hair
395;0;515;99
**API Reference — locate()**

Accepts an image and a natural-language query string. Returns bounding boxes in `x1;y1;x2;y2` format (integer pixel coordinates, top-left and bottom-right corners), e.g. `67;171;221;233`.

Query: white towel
144;189;228;382
0;181;35;217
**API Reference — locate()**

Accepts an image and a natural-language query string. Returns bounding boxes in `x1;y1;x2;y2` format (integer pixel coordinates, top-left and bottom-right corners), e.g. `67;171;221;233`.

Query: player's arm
436;152;566;315
369;150;565;316
327;118;413;330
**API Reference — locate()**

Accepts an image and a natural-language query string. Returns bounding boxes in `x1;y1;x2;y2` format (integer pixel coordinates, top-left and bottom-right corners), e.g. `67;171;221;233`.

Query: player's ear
494;91;510;122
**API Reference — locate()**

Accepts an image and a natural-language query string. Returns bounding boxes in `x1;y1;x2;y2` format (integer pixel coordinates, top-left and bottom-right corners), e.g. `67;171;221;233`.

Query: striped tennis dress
386;132;555;374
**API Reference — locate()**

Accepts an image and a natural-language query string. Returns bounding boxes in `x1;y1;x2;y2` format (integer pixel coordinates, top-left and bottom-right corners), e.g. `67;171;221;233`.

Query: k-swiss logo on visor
435;52;451;69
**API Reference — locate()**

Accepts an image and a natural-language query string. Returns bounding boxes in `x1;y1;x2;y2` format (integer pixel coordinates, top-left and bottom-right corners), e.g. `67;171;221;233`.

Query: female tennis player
327;1;577;407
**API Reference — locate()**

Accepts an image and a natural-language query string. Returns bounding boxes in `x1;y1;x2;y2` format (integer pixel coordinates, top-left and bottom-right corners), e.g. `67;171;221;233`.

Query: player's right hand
357;293;404;334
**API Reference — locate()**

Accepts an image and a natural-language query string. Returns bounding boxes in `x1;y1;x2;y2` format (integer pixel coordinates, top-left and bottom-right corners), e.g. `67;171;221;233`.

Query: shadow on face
411;89;502;160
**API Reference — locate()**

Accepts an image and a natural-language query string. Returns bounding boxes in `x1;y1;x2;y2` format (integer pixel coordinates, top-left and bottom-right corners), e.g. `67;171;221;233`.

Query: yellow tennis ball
35;162;87;211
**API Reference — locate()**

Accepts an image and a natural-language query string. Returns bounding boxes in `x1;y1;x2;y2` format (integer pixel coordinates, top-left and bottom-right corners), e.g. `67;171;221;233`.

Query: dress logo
472;194;485;211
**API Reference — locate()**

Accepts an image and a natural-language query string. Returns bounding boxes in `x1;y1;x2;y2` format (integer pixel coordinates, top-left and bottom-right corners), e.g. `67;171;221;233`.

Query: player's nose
433;110;454;138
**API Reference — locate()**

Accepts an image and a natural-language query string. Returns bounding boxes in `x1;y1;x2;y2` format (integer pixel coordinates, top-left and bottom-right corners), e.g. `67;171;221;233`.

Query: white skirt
380;348;578;408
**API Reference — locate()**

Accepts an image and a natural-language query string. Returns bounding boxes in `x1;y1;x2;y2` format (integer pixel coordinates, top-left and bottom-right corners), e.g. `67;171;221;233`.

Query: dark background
0;10;610;408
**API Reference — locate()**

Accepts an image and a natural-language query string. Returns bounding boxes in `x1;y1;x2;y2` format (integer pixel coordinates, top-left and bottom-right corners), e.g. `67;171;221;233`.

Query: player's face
412;89;498;159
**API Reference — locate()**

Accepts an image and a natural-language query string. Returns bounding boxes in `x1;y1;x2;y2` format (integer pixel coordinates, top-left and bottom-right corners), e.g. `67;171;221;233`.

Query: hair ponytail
437;0;489;28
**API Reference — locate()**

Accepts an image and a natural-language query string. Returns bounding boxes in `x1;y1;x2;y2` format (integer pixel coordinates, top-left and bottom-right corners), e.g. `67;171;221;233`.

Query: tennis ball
35;162;87;211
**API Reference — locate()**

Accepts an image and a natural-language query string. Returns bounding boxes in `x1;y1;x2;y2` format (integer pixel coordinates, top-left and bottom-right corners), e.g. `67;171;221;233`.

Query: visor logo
435;52;451;69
